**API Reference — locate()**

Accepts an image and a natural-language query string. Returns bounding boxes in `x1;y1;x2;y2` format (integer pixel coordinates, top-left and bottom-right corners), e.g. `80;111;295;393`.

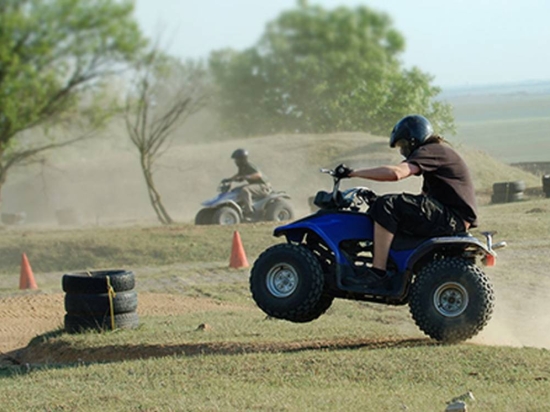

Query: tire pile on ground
543;175;550;198
62;270;138;333
491;181;525;204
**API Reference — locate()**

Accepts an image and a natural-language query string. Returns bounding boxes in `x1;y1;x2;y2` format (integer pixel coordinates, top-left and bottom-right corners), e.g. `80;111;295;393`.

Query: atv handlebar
319;168;334;176
218;180;234;193
315;167;377;211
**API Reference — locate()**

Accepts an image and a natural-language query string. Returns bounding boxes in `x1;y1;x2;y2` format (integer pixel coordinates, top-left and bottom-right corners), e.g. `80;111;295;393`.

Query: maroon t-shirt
406;142;478;227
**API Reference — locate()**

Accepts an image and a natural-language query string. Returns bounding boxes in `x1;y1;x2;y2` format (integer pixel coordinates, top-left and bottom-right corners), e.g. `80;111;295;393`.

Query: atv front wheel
282;294;334;323
250;243;325;321
194;209;214;225
212;206;240;225
409;257;495;343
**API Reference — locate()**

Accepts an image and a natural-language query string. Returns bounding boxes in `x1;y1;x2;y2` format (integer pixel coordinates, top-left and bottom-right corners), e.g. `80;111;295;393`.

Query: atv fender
261;193;292;210
211;201;243;216
405;236;495;272
274;212;373;265
269;192;291;200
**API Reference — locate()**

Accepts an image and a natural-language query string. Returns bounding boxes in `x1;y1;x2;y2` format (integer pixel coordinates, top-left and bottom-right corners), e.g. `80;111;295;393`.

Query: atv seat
391;231;472;251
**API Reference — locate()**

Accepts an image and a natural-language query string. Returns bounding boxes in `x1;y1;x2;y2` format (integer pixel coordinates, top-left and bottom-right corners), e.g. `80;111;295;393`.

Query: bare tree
124;50;209;224
0;0;145;212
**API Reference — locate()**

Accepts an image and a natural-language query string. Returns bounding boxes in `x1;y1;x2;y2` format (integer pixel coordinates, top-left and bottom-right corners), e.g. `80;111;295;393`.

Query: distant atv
195;180;295;225
250;167;506;343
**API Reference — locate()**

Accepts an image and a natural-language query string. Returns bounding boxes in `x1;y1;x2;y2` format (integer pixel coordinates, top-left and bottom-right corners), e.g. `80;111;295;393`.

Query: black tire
265;199;295;222
491;192;524;204
542;175;550;197
409;258;495;343
282;294;334;323
212;206;240;225
194;209;214;225
62;270;135;294
64;311;139;334
65;291;138;315
250;243;325;321
492;181;525;194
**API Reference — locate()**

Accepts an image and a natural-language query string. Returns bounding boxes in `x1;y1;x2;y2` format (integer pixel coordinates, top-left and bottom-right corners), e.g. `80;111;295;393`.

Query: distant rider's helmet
231;148;249;160
389;115;434;157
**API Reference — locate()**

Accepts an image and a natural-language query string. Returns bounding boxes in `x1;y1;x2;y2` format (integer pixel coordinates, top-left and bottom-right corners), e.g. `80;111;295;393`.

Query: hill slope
3;133;540;225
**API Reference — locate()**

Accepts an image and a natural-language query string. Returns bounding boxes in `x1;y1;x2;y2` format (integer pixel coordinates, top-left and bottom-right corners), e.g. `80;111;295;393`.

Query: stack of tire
491;181;525;204
62;270;138;333
543;175;550;198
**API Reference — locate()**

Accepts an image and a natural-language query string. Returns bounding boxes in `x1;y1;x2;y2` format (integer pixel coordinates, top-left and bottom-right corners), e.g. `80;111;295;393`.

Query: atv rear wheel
409;257;494;343
250;243;325;321
265;199;294;222
212;206;240;225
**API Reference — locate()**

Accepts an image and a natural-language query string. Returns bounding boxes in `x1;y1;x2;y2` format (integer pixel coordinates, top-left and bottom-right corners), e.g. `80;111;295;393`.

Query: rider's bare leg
373;222;394;272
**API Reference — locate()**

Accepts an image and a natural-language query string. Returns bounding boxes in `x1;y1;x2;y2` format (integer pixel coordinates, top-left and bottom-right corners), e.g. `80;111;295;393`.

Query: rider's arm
243;172;262;181
227;172;262;182
349;162;420;182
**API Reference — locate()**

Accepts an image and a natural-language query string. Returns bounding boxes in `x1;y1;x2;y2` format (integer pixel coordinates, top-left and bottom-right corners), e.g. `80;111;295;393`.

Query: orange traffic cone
229;231;249;269
19;253;38;290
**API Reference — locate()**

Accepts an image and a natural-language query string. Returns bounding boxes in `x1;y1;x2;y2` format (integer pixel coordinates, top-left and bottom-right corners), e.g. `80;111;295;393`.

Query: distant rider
335;114;478;289
223;149;272;218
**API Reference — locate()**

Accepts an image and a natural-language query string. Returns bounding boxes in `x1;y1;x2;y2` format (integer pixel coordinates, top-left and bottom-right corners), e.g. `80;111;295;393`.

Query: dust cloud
2;130;419;226
472;268;550;349
4;127;550;351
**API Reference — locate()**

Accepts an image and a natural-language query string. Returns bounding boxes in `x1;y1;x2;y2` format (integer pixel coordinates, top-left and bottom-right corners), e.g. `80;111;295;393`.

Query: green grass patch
0;223;278;278
3;282;550;411
1;197;550;410
1;197;549;292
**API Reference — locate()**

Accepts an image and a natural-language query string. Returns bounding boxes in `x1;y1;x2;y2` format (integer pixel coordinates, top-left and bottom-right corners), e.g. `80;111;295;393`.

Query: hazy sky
134;0;550;89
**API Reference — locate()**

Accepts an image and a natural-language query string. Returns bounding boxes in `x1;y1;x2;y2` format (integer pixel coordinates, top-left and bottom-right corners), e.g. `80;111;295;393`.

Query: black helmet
231;148;248;159
389;115;434;149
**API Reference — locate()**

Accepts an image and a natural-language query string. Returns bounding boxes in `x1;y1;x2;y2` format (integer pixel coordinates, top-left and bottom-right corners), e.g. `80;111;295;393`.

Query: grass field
1;195;550;411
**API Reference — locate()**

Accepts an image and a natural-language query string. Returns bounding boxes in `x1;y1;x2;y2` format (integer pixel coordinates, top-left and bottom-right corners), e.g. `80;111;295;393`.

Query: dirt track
0;292;246;356
3;260;550;365
0;292;436;365
0;293;64;355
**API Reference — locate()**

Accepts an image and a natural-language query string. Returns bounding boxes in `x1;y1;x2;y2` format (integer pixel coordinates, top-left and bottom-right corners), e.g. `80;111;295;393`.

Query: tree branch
2;129;97;173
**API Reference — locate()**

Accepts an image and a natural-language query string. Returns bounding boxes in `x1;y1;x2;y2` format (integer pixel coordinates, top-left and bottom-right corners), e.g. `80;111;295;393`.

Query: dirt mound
12;337;435;365
5;132;536;226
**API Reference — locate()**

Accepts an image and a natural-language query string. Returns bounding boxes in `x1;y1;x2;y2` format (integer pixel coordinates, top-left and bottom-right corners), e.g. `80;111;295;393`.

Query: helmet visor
395;139;412;158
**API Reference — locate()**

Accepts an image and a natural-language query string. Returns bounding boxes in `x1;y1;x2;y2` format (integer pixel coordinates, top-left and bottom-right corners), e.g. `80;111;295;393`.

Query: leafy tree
210;2;454;137
0;0;146;209
124;49;209;224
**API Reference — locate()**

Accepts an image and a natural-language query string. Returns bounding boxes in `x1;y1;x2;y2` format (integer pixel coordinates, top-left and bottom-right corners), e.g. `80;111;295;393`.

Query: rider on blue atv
223;149;272;219
336;114;477;289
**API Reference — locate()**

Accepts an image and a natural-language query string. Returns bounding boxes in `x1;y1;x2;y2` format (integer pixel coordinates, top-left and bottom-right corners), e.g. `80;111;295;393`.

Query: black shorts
369;193;466;236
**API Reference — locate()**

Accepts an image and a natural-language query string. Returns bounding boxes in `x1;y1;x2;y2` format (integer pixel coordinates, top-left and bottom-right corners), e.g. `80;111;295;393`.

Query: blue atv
250;168;506;343
195;180;294;225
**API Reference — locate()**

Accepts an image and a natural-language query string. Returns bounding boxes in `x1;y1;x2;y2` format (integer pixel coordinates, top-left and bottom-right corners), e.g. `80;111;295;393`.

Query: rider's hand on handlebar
221;178;232;184
334;164;353;179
